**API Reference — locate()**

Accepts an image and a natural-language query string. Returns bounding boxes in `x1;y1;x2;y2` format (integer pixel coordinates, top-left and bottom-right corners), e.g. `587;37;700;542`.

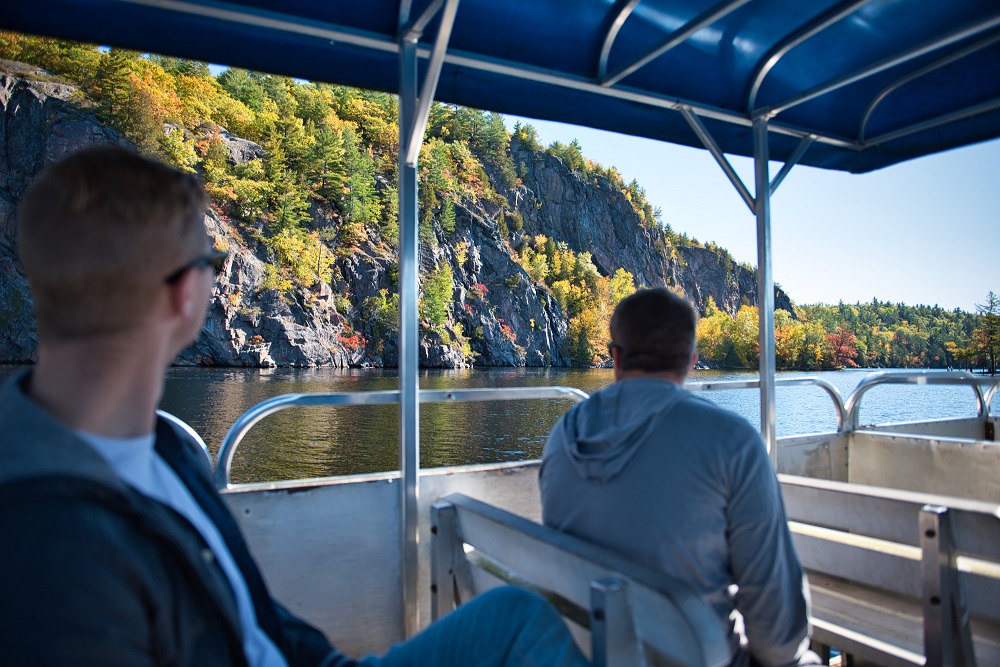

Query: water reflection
156;366;617;483
0;364;993;484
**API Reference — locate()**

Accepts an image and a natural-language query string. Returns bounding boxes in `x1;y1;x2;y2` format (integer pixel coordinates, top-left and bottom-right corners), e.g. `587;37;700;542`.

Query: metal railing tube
685;377;847;433
214;386;590;489
984;383;999;419
843;370;1000;431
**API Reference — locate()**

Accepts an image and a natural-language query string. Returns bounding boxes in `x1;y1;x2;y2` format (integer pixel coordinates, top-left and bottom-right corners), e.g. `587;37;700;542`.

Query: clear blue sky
505;115;1000;313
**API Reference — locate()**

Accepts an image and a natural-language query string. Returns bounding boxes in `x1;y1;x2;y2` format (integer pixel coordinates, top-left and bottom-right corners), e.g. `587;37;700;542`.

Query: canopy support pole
404;0;461;166
397;0;459;637
753;116;777;465
397;35;421;639
681;108;755;213
770;135;813;195
682;109;782;465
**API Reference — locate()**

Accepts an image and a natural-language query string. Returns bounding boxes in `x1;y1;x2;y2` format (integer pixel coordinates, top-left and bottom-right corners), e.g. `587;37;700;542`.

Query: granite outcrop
0;60;791;368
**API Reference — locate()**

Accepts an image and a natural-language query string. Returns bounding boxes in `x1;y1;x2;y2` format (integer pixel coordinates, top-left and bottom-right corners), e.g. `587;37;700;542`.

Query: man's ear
166;269;197;319
690;350;699;370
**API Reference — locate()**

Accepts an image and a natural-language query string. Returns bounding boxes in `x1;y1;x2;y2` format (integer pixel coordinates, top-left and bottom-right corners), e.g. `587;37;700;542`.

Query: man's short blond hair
18;146;209;340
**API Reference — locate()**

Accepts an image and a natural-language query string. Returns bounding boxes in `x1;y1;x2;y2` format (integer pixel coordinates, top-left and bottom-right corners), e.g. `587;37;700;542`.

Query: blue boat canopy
7;0;997;627
4;0;999;174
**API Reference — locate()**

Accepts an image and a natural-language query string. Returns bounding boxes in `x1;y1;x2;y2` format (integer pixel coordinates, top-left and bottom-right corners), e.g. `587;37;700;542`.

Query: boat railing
843;370;1000;431
215;386;590;489
158;408;211;462
687;377;848;432
216;373;999;489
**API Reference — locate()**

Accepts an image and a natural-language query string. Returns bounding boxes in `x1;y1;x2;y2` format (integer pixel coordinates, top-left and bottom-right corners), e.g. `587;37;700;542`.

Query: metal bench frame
430;493;734;667
780;475;1000;667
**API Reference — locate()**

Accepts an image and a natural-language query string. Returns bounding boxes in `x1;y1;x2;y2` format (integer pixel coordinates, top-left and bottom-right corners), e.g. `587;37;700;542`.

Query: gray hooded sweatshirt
540;377;811;667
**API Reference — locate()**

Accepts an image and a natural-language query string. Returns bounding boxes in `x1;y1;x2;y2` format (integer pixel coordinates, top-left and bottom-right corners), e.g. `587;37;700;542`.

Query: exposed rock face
511;141;792;317
444;202;570;367
217;126;266;165
0;243;34;362
0;65;131;363
675;245;794;316
176;211;353;368
0;60;792;368
512;145;671;288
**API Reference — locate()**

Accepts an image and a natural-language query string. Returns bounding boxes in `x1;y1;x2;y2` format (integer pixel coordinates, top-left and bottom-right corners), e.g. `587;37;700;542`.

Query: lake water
3;365;994;483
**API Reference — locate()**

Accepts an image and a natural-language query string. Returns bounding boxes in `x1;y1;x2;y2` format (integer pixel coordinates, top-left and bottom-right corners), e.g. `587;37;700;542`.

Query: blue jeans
361;587;590;667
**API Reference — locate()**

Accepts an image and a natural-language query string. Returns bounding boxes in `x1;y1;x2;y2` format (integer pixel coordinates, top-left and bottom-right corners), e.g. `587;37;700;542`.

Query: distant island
0;33;996;372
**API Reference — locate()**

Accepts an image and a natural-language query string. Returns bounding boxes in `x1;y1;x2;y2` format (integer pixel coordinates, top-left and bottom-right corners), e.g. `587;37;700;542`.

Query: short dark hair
18;146;208;340
609;288;697;374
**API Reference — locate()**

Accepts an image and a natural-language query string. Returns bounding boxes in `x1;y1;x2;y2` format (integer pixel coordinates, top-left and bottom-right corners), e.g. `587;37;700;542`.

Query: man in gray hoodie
540;288;815;667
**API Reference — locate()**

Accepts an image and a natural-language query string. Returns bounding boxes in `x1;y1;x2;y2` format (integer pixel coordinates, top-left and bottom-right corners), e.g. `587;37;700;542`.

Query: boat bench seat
779;475;1000;667
430;493;734;667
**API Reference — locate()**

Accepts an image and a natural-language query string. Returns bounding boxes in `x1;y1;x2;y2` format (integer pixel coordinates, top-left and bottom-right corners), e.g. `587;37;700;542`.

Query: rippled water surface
2;365;994;483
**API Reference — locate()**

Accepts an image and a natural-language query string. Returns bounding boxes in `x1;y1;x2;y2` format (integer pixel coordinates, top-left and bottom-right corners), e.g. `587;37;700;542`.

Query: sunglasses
164;249;228;284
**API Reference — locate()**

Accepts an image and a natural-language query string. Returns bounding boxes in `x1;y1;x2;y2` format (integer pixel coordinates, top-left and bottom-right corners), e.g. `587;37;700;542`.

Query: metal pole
680;107;755;213
405;0;460;166
398;35;421;637
753;116;777;466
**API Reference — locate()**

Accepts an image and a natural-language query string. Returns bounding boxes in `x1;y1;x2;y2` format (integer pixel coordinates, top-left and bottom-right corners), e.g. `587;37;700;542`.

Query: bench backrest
780;475;1000;667
779;474;1000;623
431;493;733;667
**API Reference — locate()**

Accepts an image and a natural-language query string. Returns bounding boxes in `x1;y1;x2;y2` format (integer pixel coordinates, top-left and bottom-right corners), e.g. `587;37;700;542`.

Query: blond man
0;146;588;667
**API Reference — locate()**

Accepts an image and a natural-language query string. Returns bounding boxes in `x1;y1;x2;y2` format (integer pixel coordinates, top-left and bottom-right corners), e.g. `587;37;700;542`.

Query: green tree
217;67;267;112
974;291;1000;374
265;146;312;232
511;121;541;152
93;49;161;152
150;55;210;78
307;122;346;200
0;33;102;84
440;199;456;235
342;127;380;226
420;263;453;328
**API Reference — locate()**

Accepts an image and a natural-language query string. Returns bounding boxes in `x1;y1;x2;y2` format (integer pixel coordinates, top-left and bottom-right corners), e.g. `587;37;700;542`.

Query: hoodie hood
558;377;687;483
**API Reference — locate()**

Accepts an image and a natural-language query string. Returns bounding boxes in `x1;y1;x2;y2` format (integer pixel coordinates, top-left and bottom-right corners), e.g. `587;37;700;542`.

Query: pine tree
974;291;1000;374
307;123;346;200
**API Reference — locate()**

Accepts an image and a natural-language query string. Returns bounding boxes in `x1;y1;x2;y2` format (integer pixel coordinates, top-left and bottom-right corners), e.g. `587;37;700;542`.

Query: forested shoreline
697;295;1000;372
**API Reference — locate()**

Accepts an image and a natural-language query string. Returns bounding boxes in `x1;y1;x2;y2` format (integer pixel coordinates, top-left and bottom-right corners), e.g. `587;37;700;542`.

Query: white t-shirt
79;430;287;667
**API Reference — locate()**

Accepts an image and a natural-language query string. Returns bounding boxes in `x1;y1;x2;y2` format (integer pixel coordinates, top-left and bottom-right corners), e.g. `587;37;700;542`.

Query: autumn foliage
697;297;988;370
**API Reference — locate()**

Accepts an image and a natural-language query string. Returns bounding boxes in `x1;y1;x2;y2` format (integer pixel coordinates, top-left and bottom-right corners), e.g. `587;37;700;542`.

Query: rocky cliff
0;60;790;368
509;142;792;316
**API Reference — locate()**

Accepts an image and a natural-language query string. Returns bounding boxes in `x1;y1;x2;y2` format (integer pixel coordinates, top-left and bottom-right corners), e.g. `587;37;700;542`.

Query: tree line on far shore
696;293;1000;373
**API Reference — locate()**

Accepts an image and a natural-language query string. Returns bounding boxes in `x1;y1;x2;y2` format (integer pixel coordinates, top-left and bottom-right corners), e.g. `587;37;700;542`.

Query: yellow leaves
267;229;333;286
549;279;571;313
610;268;634;304
260;264;293;295
454;241;470;267
128;59;182;121
696;304;760;368
696;310;732;362
566;306;605;365
171;73;254;137
513;233;631;365
340;96;398;154
173;73;216;125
